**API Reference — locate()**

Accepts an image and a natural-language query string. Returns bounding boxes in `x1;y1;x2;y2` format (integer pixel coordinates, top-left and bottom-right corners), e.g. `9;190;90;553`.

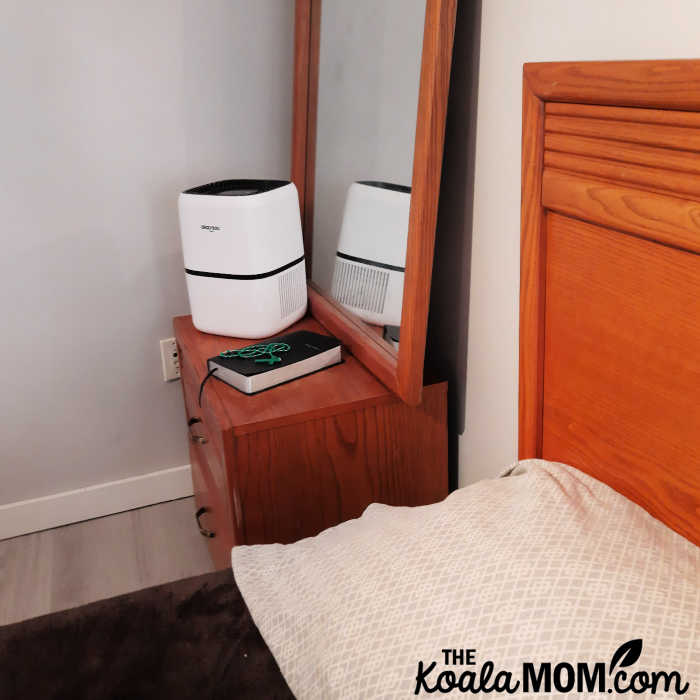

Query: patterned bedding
233;460;700;699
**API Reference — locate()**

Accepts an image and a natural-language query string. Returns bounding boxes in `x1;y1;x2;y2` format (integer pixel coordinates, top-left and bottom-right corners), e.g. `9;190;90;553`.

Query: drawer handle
188;417;208;444
195;506;215;538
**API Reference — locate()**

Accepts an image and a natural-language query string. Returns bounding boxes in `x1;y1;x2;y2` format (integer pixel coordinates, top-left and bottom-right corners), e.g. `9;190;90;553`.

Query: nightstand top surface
174;314;396;434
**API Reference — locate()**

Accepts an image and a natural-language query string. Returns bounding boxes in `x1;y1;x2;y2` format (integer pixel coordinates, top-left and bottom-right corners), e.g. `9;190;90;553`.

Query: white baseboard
0;464;193;541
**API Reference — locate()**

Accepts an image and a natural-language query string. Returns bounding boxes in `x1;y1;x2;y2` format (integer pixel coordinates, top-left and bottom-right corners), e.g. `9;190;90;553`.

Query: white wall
460;0;700;485
0;1;293;507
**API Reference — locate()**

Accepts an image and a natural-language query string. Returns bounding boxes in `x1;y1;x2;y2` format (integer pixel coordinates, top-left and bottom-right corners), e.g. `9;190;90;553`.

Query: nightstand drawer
180;361;226;484
180;361;212;445
190;445;217;538
180;357;237;567
190;440;233;568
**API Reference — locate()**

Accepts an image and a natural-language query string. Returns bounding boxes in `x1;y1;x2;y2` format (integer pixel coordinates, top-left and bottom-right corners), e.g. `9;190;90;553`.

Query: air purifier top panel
183;179;290;197
179;180;303;276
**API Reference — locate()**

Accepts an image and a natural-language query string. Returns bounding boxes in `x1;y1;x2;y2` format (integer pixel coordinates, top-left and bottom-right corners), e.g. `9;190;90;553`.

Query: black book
207;330;342;394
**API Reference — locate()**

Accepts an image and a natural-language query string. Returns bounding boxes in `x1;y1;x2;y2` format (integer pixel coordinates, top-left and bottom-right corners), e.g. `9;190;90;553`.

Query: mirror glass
311;0;426;350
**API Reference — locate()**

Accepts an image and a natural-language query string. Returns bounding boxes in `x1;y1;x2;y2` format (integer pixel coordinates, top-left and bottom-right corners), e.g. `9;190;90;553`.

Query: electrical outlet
160;337;181;381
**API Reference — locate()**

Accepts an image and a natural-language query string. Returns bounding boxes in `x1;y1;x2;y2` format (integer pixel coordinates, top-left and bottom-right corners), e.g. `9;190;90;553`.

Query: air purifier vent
279;264;307;318
331;260;389;314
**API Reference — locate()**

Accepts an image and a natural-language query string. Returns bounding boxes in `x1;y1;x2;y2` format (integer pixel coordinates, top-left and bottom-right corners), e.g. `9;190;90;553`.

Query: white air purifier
330;181;410;326
179;179;307;339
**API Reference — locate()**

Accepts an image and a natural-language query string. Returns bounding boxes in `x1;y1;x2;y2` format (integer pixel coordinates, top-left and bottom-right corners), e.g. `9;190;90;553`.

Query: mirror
292;0;457;404
311;1;425;350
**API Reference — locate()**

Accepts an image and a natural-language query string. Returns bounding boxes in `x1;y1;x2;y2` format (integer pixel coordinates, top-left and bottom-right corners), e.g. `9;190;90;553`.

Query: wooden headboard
520;60;700;547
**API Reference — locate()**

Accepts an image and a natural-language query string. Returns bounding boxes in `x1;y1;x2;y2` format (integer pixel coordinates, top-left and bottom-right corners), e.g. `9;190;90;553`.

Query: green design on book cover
219;342;291;366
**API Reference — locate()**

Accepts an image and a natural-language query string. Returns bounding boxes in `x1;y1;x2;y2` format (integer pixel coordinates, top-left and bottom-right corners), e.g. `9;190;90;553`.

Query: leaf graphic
610;639;643;671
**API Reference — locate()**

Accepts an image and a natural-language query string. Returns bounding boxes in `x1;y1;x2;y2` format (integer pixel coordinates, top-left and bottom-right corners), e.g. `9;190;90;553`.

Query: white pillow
233;460;699;699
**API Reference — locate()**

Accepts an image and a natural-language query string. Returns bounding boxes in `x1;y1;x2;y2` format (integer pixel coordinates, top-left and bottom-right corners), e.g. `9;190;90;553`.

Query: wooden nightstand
174;314;447;569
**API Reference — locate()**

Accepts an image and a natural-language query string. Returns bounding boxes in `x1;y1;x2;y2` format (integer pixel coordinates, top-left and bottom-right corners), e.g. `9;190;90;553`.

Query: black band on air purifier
185;255;305;281
335;251;405;273
356;181;411;194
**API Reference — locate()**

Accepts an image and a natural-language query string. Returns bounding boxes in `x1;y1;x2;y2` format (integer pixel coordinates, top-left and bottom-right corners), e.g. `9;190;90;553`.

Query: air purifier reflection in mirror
178;179;307;339
330;181;410;327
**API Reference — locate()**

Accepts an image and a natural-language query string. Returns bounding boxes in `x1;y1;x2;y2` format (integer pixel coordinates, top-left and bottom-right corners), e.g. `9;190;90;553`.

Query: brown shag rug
0;568;294;699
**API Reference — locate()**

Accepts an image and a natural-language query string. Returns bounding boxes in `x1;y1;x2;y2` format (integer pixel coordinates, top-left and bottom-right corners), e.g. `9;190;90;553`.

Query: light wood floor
0;497;215;626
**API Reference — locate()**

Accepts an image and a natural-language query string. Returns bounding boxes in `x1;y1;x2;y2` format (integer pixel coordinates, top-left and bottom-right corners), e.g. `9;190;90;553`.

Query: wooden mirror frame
291;0;457;405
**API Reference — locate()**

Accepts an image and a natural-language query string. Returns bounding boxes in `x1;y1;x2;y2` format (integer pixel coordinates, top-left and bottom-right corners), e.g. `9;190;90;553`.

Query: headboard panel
521;61;700;546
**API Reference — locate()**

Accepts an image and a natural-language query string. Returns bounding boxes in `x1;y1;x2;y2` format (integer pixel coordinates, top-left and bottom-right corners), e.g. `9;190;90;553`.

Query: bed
2;59;699;699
